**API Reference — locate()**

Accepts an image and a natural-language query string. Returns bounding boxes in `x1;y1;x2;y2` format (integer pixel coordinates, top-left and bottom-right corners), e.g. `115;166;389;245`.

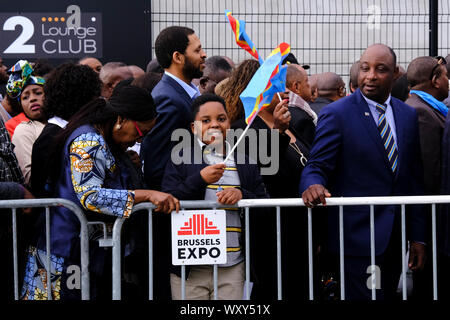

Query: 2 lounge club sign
172;210;227;266
0;5;102;58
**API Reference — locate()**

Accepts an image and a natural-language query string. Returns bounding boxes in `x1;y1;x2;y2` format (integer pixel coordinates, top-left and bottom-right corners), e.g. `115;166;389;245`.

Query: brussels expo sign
0;5;102;58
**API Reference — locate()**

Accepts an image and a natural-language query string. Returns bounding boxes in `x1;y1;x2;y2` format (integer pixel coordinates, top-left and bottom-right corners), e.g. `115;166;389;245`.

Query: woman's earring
116;124;121;130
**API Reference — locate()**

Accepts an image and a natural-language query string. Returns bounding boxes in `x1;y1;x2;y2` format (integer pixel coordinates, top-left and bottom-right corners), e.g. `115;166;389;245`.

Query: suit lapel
162;74;194;107
354;90;392;170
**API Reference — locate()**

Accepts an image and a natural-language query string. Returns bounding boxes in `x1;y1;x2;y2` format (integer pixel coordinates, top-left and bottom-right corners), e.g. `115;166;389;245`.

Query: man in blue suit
142;26;207;190
140;26;206;300
300;44;426;300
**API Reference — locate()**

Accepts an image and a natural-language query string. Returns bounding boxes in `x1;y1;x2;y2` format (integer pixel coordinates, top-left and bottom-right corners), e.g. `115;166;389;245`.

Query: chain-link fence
150;0;450;88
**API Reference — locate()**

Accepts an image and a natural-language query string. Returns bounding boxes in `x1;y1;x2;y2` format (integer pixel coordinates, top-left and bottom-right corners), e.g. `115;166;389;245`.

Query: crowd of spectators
2;25;450;301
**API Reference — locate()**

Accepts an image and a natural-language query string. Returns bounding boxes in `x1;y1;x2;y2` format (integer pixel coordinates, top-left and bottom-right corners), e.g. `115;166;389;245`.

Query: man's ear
190;121;196;135
199;77;208;90
393;65;400;81
339;87;346;97
172;51;184;66
292;80;300;94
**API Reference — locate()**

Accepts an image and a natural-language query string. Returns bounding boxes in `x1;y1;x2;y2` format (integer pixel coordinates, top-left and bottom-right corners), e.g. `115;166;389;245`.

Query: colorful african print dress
21;125;135;300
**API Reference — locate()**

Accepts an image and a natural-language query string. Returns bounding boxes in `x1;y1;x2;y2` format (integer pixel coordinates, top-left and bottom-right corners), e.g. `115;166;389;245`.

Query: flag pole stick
223;93;283;163
223;120;253;163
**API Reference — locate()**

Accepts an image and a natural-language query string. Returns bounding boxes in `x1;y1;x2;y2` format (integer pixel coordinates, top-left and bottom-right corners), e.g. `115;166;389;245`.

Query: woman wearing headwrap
4;60;46;187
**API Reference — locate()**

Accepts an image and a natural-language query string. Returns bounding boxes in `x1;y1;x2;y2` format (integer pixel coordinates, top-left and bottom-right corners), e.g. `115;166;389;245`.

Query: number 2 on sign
3;16;35;54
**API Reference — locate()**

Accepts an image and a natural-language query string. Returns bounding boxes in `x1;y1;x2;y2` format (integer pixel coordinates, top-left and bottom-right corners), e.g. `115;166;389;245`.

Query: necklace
289;141;307;166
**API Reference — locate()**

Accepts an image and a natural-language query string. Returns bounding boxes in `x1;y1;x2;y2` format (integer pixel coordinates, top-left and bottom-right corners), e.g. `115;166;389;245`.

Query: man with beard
142;26;206;191
140;26;206;300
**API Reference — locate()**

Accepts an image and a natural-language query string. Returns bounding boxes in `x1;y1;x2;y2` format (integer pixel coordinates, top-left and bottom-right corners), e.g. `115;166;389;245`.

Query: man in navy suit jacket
300;44;426;300
139;26;206;300
141;26;207;190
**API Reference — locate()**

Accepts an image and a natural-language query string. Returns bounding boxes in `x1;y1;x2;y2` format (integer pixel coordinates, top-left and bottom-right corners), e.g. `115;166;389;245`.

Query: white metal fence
2;195;449;300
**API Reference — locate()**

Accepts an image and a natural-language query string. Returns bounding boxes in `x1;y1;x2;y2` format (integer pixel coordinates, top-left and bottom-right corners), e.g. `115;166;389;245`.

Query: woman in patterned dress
21;80;180;300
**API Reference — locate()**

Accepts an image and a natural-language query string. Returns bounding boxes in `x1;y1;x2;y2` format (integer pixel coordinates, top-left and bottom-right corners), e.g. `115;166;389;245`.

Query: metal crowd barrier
0;198;90;300
110;195;450;301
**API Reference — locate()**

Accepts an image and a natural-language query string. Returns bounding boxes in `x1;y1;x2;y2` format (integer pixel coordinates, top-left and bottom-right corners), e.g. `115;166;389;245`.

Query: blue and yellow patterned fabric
21;124;135;300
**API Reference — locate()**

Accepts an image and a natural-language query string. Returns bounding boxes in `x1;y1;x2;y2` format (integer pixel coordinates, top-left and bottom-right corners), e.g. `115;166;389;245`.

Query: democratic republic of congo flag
225;10;264;64
240;43;291;124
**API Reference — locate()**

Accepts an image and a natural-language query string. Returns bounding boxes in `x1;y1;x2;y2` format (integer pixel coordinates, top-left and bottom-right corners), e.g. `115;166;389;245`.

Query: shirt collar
165;71;200;99
48;116;68;129
196;137;232;157
361;93;392;109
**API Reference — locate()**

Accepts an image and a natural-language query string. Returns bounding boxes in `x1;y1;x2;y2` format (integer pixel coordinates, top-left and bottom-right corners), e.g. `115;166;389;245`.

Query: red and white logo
178;214;220;236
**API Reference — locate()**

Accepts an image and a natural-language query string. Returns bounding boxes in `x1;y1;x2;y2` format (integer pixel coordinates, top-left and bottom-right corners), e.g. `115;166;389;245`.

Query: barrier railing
2;195;447;300
0;198;90;300
112;195;450;301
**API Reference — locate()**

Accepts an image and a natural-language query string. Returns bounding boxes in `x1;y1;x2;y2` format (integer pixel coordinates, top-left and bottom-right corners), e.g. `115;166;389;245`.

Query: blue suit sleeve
299;109;342;194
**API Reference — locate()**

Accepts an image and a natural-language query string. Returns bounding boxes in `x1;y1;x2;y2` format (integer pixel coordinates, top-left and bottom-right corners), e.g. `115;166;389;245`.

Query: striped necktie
376;103;398;173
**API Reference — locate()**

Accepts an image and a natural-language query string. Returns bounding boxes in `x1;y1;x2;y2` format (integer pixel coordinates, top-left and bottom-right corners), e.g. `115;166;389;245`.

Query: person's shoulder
70;127;105;149
321;93;358;115
11;120;37;139
392;96;417;114
152;74;179;96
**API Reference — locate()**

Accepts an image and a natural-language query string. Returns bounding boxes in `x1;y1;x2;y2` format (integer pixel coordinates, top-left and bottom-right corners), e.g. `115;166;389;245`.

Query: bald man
99;62;133;99
285;64;317;146
309;74;319;102
128;65;146;78
300;44;426;300
194;56;232;94
310;72;346;115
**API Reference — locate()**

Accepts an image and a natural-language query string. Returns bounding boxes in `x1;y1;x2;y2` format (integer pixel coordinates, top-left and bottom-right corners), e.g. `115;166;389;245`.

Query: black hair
32;59;54;78
50;81;157;179
155;26;195;69
388;46;397;67
43;62;102;120
191;93;227;121
131;72;162;94
282;53;299;65
391;73;409;102
146;59;164;74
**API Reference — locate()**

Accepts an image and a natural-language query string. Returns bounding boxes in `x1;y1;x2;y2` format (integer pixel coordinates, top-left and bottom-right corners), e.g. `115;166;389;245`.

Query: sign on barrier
171;210;227;266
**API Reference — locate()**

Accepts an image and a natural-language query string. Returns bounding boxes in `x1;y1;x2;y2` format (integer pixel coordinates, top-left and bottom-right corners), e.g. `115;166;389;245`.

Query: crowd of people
1;25;450;301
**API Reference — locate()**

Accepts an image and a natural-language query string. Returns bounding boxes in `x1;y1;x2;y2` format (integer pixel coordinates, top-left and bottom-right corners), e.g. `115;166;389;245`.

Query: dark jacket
309;97;334;115
0;181;24;199
405;93;446;194
30;123;61;198
300;89;426;256
438;112;450;255
288;106;316;147
162;142;269;279
142;74;194;191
